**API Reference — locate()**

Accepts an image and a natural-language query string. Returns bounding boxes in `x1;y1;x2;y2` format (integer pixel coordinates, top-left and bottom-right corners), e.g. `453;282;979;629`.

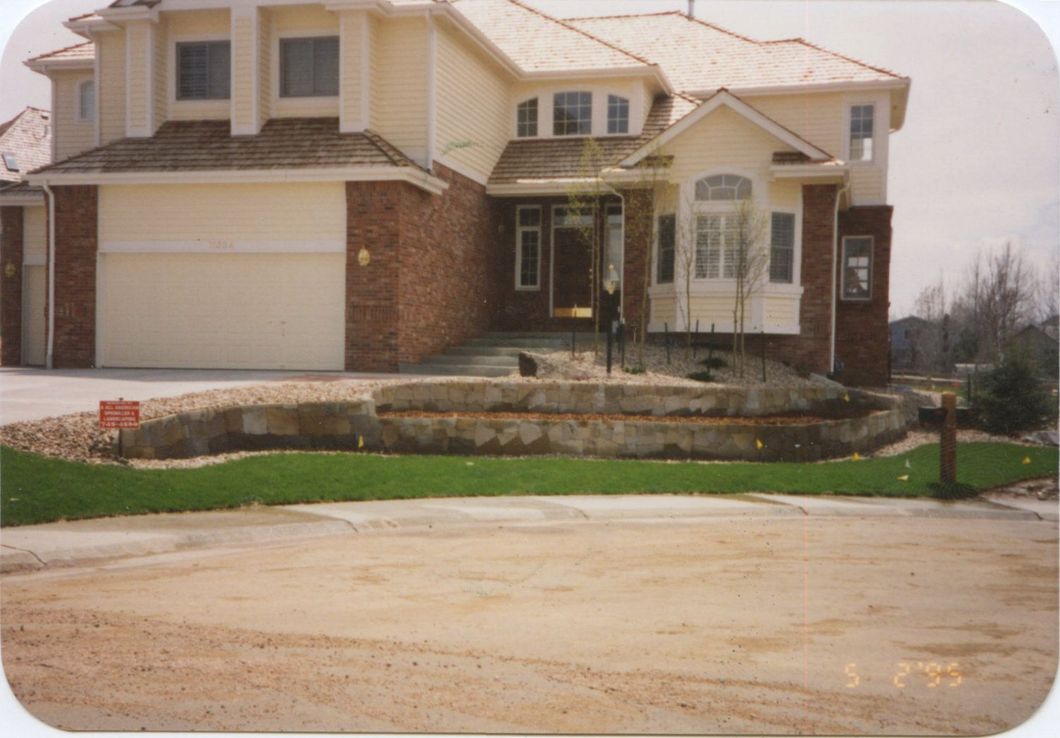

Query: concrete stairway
399;332;575;378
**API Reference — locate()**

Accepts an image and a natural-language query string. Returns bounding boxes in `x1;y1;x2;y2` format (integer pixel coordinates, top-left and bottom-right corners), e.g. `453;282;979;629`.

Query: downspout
43;182;56;369
830;183;850;375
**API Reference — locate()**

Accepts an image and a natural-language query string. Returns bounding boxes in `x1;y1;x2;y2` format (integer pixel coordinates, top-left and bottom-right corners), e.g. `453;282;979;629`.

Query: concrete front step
444;345;528;357
399;363;514;378
466;337;570;349
425;354;519;367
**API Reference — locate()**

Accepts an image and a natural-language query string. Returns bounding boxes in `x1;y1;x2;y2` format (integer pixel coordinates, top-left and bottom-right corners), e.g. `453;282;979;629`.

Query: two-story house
0;0;909;385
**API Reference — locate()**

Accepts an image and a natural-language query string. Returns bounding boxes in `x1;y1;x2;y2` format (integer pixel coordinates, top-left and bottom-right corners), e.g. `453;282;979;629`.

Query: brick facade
345;164;499;372
835;205;893;386
0;206;25;366
52;185;97;368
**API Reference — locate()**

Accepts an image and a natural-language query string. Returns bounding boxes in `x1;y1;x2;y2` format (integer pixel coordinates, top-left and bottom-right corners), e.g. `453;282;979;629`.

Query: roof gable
621;90;831;167
0;108;52;183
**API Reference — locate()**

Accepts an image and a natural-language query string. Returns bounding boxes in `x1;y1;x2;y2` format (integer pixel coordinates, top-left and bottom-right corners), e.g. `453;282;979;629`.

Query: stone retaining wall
119;382;907;462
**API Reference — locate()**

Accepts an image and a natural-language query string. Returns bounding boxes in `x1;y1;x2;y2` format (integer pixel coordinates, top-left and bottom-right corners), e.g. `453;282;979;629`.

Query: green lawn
0;442;1055;527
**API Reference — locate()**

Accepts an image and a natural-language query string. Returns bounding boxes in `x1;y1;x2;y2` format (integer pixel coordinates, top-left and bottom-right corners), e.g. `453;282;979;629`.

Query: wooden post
606;320;614;375
940;392;957;484
664;322;671;364
760;329;767;382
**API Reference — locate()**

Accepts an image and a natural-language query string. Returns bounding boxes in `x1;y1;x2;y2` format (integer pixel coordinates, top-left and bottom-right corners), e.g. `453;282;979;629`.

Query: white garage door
21;265;46;366
100;253;346;370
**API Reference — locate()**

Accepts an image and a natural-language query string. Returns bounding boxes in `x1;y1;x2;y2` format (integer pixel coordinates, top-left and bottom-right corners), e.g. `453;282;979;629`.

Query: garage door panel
101;253;346;370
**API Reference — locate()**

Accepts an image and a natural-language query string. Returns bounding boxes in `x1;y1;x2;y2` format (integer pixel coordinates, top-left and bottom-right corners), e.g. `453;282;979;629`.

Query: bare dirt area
2;516;1056;734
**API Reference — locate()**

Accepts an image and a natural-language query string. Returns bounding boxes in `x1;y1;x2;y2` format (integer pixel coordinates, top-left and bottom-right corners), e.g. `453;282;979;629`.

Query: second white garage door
99;252;346;370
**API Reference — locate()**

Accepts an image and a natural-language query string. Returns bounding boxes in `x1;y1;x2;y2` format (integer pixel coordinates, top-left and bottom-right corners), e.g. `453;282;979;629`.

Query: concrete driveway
0;367;396;425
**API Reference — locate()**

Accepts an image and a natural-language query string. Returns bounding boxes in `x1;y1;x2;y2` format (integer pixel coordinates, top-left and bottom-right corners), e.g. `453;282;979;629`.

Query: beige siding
339;11;366;130
373;17;428;164
368;15;381;130
125;20;151;134
271;5;340;118
51;70;95;160
435;24;510;179
100;253;346;370
154;18;167;129
662;105;794;186
97;31;126;145
231;11;257;132
850;165;885;206
166;9;231;121
258;11;271;124
23;206;47;263
743;92;845;159
22;265;46;366
651;295;676;326
99;183;346;245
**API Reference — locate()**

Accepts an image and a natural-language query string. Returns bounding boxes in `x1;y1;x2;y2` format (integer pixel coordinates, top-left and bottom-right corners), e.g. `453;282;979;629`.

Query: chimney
687;0;696;18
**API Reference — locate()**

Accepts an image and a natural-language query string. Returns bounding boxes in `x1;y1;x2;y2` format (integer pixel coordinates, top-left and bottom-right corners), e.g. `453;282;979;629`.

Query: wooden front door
552;207;594;319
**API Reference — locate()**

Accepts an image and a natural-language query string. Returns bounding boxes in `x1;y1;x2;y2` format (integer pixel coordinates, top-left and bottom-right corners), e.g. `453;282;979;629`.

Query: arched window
517;98;538;138
694;173;752;202
78;80;95;122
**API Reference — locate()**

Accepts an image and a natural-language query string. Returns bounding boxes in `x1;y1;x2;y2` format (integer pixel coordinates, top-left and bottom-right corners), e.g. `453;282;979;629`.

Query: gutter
830;183;850;375
42;183;56;370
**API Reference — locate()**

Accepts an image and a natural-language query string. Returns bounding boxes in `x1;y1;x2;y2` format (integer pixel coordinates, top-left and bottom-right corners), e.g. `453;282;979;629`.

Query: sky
0;0;1058;320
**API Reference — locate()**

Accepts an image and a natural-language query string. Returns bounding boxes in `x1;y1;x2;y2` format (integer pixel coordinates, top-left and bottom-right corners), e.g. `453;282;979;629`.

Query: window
607;95;629;134
849;104;875;162
695;214;739;279
2;153;17;172
517;98;538;138
78;80;95;122
656;214;675;284
695;173;752;202
281;36;339;98
841;236;873;299
769;212;796;284
177;41;231;100
553;91;592;136
516;206;542;290
553;206;593;228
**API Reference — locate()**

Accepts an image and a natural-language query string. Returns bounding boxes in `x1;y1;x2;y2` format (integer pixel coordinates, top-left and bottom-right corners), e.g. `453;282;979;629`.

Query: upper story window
280;36;339;98
517;98;538;138
695;173;752;202
607;95;629;135
177;41;231;100
553;91;591;136
849;104;875;162
77;80;95;122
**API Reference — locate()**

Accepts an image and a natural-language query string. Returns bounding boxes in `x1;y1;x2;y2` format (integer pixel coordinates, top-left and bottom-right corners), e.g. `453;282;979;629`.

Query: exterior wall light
357;247;371;267
604;263;620;295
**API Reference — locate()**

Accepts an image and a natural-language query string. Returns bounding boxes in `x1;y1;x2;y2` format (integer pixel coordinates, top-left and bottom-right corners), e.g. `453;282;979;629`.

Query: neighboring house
1007;323;1059;378
0;106;52;367
0;0;909;385
889;315;944;373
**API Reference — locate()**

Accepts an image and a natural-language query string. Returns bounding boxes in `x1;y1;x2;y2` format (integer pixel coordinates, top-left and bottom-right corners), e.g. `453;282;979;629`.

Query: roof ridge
767;37;905;80
563;10;684;21
502;0;656;70
26;40;94;64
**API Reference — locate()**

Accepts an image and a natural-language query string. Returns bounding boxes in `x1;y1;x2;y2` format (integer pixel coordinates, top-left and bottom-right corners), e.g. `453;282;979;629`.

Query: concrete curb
1;494;1052;574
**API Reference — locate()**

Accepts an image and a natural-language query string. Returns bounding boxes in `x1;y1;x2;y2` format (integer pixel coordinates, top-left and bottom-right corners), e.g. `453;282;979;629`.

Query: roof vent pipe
687;0;696;18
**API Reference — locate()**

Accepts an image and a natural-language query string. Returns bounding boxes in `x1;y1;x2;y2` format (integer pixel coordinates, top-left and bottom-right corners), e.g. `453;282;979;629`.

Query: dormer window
281;37;340;98
177;41;231;100
78;80;95;122
849;104;875;161
517;98;538;138
607;95;629;134
553;91;591;136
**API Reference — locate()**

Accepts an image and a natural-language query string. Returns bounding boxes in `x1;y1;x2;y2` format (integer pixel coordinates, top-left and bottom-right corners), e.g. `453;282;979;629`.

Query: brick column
52;185;98;368
0;206;25;366
836;205;894;386
621;188;653;341
345;180;403;372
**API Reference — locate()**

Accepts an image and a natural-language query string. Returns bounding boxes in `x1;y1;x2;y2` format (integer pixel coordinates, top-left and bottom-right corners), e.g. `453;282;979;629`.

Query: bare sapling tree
565;138;611;355
675;192;700;359
729;198;769;377
912;276;948;372
626;149;672;367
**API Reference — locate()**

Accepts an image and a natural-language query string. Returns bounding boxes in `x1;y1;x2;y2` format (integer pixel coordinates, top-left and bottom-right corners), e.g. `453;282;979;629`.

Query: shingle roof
34;118;424;176
107;1;160;7
566;11;904;93
0;108;52;183
489;94;697;184
0;181;45;198
450;0;654;75
26;41;95;65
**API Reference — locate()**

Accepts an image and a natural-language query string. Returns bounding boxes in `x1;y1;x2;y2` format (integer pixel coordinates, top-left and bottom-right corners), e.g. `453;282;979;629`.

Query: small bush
976;352;1057;434
700;356;728;370
624;366;646;375
929;481;979;500
687;370;715;383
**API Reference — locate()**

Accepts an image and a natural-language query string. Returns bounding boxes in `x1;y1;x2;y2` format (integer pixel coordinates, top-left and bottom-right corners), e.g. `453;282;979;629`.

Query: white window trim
76;79;95;123
277;33;341;100
840;235;874;301
768;206;801;286
843;100;877;166
272;28;342;113
679;168;763;285
510;83;644;140
169;32;232;112
515;205;542;291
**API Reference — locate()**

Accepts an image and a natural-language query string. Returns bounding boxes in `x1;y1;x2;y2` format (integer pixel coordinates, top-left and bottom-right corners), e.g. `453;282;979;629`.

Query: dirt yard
2;516;1057;734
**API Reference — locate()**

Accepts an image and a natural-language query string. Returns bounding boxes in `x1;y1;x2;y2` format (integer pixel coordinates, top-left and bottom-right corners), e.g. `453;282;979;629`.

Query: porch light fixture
604;263;620;295
357;247;371;267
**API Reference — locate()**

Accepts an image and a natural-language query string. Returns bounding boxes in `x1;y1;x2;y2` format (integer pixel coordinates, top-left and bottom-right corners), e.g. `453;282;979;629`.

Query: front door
552;206;594;319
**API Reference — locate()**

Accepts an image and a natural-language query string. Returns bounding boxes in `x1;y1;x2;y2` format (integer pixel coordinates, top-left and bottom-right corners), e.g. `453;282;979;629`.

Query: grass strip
1;442;1055;527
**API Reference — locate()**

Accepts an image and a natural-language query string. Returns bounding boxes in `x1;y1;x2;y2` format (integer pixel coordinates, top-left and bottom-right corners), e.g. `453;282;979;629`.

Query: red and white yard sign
99;400;141;430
